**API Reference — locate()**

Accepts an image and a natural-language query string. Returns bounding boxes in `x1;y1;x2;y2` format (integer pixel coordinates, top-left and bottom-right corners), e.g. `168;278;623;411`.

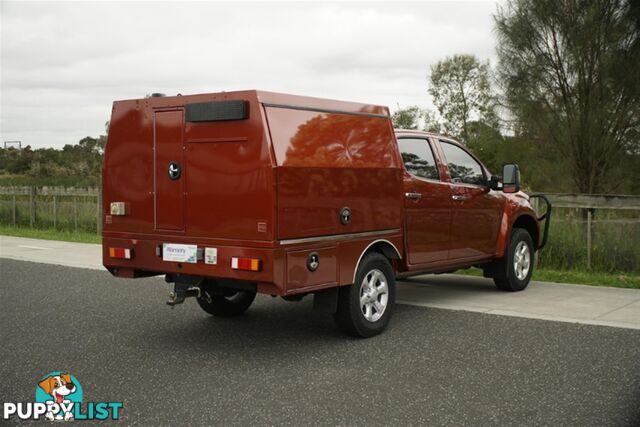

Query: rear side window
397;138;439;180
440;141;485;185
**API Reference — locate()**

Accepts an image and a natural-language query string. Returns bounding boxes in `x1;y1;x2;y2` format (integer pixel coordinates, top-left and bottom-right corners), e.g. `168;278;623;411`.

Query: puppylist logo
2;372;123;421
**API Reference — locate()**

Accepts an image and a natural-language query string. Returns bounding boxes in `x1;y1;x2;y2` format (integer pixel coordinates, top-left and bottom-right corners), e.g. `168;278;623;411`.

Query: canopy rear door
154;109;185;231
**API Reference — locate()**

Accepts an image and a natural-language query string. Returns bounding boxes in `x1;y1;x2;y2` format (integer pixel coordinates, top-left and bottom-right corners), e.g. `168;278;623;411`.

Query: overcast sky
1;0;501;149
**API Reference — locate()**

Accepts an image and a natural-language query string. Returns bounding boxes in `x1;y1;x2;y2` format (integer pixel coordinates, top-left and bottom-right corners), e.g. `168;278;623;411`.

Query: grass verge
456;267;640;289
0;225;101;244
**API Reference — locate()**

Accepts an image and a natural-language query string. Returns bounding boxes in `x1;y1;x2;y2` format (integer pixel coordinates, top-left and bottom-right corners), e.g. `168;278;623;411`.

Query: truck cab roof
394;129;463;145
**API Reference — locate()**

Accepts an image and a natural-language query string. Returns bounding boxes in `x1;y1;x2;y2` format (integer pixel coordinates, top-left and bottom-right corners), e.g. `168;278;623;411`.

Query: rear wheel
334;252;395;337
493;228;534;292
197;280;256;317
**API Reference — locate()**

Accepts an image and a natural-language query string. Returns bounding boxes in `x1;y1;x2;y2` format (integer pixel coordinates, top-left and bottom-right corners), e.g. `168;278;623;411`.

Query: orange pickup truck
102;90;550;337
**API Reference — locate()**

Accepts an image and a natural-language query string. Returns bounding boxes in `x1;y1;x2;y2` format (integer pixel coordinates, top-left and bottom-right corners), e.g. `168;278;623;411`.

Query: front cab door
398;137;451;266
437;139;504;260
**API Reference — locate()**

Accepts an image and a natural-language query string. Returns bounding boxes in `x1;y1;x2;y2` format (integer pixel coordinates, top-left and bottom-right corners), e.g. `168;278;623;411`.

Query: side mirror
502;164;520;193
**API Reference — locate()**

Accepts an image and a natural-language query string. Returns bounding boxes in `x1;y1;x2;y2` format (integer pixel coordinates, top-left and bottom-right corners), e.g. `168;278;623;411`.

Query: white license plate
162;243;197;263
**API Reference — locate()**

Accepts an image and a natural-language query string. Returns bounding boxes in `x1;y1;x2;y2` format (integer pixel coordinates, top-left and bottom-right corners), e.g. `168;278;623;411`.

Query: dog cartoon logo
2;372;121;421
36;372;83;421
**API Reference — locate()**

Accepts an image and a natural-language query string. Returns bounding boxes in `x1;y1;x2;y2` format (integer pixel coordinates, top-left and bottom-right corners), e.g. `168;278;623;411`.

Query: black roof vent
151;93;166;97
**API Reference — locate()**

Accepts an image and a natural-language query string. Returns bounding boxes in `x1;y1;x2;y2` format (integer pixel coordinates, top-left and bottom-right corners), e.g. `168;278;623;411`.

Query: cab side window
397;138;440;181
440;141;485;185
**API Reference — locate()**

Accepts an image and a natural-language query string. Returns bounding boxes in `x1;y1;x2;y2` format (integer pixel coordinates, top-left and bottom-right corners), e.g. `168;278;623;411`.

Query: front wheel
197;280;256;317
493;228;534;292
334;252;395;337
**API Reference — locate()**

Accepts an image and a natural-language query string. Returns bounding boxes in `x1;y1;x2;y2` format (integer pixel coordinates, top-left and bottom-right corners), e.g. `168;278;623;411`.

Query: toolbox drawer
286;246;337;291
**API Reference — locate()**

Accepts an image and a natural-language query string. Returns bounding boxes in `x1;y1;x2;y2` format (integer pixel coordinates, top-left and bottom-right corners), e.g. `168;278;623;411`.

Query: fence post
12;195;17;226
30;186;36;228
97;189;102;235
586;209;592;270
53;195;57;229
73;197;78;231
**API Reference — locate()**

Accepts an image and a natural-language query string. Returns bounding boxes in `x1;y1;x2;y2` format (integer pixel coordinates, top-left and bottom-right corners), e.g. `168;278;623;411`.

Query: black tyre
493;228;534;292
197;280;256;317
334;252;395;337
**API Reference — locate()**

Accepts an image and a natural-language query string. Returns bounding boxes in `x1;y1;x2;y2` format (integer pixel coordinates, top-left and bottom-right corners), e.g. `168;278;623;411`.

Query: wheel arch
352;239;402;283
511;214;539;250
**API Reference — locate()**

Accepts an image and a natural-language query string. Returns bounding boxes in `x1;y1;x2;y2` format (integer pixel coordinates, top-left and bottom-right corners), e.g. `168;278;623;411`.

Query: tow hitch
165;274;202;307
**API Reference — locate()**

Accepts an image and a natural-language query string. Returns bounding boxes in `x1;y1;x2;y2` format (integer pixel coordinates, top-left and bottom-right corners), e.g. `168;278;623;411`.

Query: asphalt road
1;259;639;426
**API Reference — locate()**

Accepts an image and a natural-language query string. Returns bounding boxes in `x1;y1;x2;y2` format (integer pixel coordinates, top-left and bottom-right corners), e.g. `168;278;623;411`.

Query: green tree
495;0;640;193
392;106;443;133
428;54;498;142
0;130;108;186
465;121;504;173
391;106;423;129
423;109;443;134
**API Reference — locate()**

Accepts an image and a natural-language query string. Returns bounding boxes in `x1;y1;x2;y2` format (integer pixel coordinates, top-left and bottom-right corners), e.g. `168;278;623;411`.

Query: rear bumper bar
102;236;283;294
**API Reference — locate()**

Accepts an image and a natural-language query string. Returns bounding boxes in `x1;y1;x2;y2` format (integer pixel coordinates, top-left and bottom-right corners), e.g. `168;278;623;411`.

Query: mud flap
313;288;339;313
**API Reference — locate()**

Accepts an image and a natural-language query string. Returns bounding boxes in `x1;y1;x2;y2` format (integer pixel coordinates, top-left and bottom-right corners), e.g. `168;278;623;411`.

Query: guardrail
543;193;640;210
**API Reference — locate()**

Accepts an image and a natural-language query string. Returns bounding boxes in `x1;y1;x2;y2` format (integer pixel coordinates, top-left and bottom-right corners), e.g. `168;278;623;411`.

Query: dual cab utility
102;90;551;337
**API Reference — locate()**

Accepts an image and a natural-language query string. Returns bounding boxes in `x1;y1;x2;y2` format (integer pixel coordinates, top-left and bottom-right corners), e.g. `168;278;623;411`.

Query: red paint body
102;90;539;296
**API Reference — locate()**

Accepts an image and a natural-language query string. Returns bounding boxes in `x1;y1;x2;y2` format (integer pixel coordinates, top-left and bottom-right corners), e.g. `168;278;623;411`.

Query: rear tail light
109;247;133;259
231;257;261;272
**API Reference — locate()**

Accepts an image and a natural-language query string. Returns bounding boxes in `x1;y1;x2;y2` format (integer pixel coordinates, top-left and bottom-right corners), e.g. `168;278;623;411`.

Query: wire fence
0;186;101;233
0;187;638;273
534;194;640;273
537;215;640;273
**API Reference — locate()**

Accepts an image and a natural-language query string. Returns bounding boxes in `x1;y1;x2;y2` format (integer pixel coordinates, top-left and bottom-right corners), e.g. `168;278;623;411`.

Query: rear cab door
397;135;452;265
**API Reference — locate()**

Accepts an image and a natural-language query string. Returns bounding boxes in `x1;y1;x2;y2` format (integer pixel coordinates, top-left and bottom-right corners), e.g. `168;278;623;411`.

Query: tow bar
165;274;202;307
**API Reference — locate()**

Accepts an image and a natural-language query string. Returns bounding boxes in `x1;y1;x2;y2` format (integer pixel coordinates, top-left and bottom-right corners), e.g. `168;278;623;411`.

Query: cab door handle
405;192;422;200
452;194;467;201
